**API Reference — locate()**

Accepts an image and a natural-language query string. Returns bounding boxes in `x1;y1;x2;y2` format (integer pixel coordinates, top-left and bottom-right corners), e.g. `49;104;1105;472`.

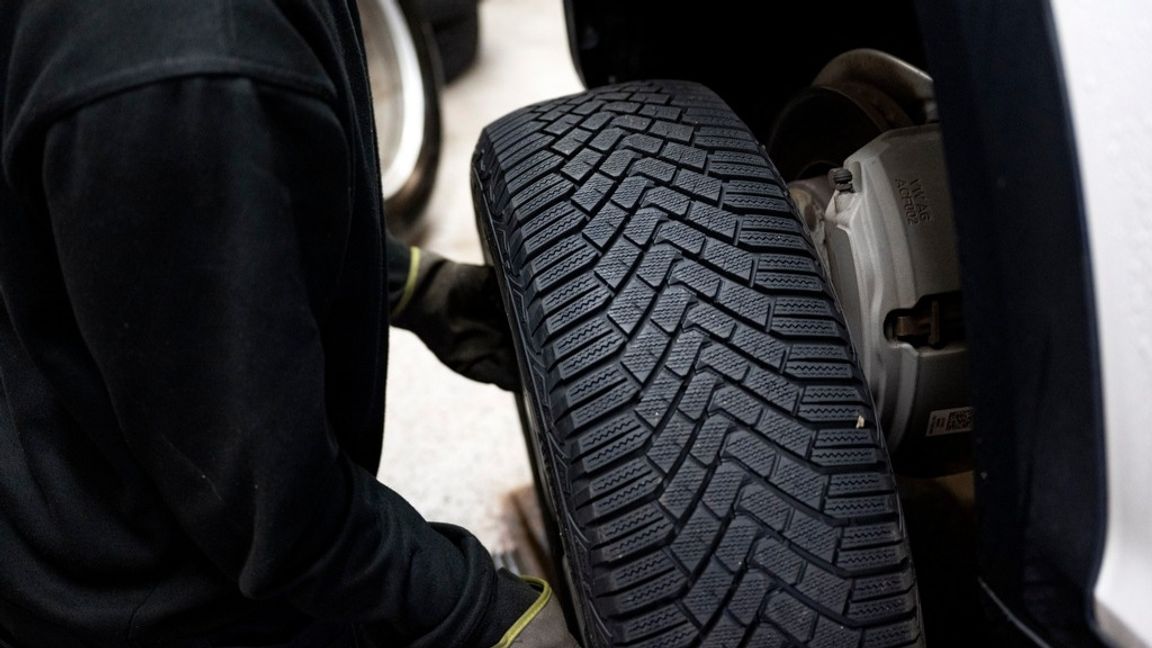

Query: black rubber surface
472;81;922;648
431;9;479;84
421;0;475;26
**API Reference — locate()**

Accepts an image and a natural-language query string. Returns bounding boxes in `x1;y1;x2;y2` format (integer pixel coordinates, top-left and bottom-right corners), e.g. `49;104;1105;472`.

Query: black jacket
0;2;503;645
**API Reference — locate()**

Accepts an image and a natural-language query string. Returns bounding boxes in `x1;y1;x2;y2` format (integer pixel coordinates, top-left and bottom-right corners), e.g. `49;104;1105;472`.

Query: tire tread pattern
472;81;922;648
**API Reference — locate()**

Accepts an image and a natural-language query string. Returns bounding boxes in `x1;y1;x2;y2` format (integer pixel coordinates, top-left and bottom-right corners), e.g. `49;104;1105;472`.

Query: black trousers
0;600;387;648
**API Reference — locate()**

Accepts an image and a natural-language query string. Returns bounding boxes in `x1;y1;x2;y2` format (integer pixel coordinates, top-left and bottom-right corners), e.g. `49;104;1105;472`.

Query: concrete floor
377;0;581;554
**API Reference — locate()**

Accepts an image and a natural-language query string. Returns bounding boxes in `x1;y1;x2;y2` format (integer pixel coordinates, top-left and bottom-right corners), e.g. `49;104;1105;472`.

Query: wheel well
564;0;926;143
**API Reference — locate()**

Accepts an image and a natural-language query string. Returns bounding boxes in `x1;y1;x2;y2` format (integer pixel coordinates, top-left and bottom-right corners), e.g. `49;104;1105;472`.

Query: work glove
391;248;518;390
489;575;580;648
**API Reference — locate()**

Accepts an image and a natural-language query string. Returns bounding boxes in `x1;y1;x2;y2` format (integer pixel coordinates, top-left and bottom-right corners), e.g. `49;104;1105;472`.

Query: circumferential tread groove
473;80;920;648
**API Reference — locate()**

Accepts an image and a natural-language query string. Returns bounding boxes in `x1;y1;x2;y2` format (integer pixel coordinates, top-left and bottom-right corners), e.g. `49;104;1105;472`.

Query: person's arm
41;76;522;645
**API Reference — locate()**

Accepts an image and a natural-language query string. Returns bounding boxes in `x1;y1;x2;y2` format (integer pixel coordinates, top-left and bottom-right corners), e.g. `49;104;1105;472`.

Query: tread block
853;570;916;602
729;570;771;625
828;473;894;497
746;625;791;648
789;343;852;362
659;141;707;170
729;180;786;197
572;412;645;458
583;202;628;249
670;504;721;574
611;175;654;210
841;522;903;550
683;558;735;625
723;430;778;477
474;80;919;648
602;569;686;616
534;269;599;315
713;515;759;568
606;276;655;334
848;591;919;624
751;537;803;584
547;318;613;364
676;169;723;201
701;237;755;280
628;625;699;648
616;605;691;644
660;457;708;520
763;590;818;642
770;455;826;508
864;619;922;648
812;617;863;647
592;550;676;596
838;544;910;573
552;328;625;382
756;409;816;457
623;207;666;247
689;415;732;466
576;424;648;475
573;172;617;212
740;485;792;533
551;364;629;416
620;323;671;384
589;501;664;546
508;174;574;216
595;237;643;290
797;563;853;615
561;148;604;182
647;412;695;473
591;516;674;565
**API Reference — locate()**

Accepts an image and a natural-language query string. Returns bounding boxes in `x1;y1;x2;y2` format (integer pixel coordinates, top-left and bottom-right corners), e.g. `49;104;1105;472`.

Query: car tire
359;0;442;241
431;8;480;84
421;0;475;25
472;80;924;647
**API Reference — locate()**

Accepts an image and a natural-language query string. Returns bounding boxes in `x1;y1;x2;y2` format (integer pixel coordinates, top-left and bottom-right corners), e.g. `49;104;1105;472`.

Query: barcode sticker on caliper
926;407;974;437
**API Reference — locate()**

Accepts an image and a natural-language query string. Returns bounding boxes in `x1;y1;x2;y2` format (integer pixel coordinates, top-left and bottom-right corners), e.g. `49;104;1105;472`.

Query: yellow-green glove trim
490;576;552;648
390;246;422;318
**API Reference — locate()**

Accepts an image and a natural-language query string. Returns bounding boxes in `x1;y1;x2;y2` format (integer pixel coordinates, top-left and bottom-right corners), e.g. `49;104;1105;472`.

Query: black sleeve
41;76;501;645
